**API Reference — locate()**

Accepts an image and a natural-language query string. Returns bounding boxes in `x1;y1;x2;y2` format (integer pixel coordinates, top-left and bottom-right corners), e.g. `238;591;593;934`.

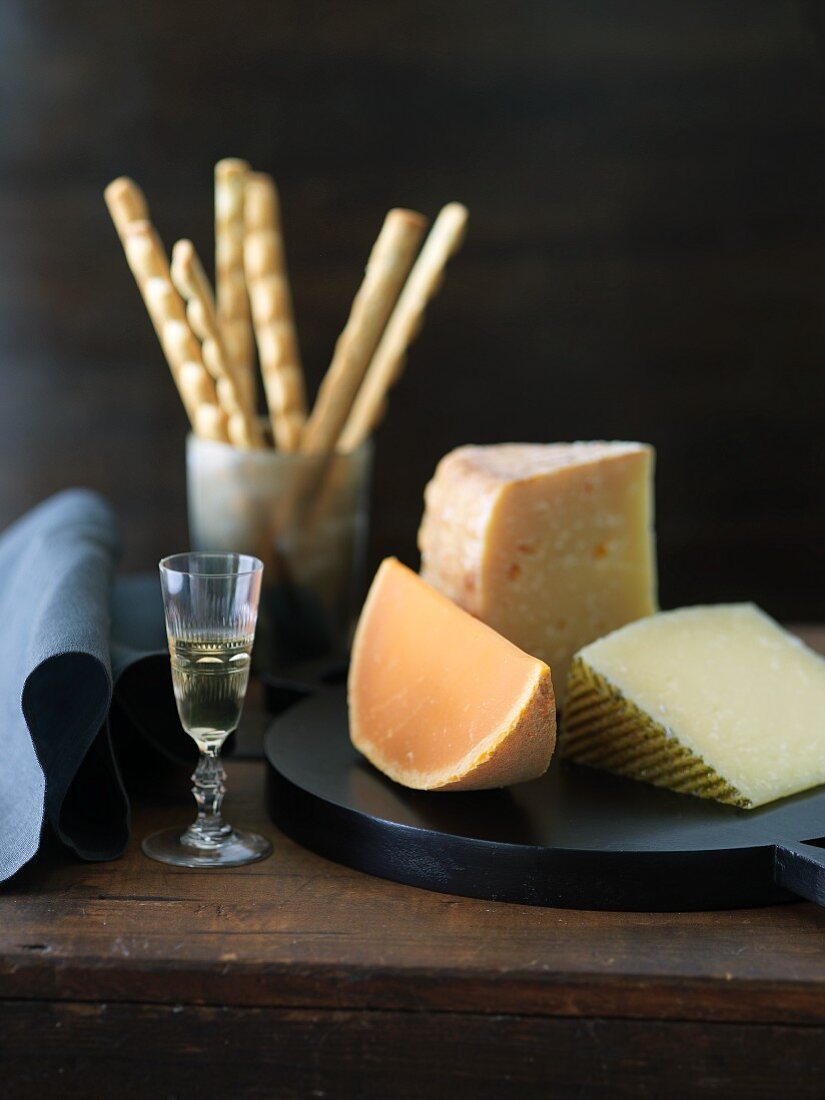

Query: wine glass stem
189;744;230;845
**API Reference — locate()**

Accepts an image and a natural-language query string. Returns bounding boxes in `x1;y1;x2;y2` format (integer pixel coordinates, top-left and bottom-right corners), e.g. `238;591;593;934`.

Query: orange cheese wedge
348;558;556;791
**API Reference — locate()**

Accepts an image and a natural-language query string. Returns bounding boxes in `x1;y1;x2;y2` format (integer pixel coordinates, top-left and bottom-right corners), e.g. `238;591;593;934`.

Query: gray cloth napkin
0;489;193;882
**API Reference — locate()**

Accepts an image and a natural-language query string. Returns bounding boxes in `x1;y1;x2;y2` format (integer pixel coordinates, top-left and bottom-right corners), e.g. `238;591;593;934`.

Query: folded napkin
0;490;194;882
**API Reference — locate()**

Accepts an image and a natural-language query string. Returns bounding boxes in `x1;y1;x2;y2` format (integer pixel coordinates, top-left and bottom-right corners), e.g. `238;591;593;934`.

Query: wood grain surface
3;1002;825;1099
3;2;825;1091
4;754;825;1025
1;628;825;1096
1;1;824;619
3;755;825;1098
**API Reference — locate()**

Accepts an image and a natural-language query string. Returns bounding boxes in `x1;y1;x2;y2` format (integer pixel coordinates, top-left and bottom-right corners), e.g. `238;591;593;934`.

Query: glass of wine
142;551;272;868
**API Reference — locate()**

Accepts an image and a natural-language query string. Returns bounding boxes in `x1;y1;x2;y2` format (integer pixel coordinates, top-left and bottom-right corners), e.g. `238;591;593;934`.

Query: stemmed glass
142;552;272;868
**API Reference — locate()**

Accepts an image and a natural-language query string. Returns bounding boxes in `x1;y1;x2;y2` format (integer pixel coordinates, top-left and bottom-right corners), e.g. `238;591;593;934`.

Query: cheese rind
562;604;825;808
418;442;657;703
348;558;556;791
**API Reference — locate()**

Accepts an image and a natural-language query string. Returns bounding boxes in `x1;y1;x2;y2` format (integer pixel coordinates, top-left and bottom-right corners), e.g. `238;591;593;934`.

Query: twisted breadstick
215;159;255;415
171;239;264;450
300;208;427;455
105;177;228;439
104;177;149;243
338;203;468;451
119;219;228;441
105;177;166;346
244;172;306;451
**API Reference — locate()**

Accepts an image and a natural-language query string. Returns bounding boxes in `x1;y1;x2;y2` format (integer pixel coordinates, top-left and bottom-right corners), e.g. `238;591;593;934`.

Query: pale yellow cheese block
562;604;825;808
418;442;657;704
348;558;556;791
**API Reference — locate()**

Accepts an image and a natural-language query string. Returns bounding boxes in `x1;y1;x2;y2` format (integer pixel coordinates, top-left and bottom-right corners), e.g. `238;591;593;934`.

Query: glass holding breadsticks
105;164;468;671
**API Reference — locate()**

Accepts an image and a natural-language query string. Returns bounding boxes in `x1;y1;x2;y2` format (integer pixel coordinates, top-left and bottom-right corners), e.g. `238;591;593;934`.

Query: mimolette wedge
348;558;556;791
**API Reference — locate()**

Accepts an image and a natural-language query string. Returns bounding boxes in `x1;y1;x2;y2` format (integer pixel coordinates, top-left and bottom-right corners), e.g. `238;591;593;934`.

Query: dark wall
1;1;824;618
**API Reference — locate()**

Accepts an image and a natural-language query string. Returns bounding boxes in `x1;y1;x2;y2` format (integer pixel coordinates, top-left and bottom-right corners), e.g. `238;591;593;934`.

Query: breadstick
104;177;148;243
104;177;168;347
215;159;255;414
338;203;468;451
244;173;307;451
117;219;228;440
193;401;231;442
105;178;228;439
171;239;264;450
300;208;427;455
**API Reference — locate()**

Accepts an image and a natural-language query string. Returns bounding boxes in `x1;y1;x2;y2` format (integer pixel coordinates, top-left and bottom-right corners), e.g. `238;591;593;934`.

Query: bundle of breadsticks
104;162;468;463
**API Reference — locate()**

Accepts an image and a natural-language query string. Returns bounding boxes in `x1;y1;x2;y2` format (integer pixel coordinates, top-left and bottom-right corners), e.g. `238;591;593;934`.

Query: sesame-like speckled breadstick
244;172;306;451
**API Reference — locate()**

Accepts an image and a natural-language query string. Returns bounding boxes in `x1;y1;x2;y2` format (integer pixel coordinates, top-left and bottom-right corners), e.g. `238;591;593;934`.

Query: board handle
773;841;825;906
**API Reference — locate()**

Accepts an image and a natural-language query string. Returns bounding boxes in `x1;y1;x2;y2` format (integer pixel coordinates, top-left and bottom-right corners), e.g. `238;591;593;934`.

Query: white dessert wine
169;634;254;750
146;551;270;870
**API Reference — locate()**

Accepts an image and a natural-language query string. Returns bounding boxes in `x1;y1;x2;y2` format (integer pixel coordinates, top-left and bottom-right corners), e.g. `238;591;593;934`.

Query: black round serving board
264;688;825;911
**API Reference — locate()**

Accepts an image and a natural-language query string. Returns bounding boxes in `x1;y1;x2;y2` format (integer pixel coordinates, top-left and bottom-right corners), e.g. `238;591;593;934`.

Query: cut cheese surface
418;442;657;703
562;604;825;808
348;558;556;791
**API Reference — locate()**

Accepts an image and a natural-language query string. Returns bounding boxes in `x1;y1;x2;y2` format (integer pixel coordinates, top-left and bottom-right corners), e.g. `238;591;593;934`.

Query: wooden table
3;636;825;1099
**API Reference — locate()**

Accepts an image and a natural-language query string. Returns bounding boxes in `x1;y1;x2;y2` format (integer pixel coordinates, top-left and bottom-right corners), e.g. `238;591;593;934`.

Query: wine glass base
142;826;272;868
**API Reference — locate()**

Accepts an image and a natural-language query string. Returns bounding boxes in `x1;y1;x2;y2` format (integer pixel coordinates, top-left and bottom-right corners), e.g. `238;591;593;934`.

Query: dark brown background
1;0;823;618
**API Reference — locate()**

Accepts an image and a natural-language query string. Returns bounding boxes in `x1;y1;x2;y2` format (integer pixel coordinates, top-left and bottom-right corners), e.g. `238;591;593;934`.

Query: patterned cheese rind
561;656;748;808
